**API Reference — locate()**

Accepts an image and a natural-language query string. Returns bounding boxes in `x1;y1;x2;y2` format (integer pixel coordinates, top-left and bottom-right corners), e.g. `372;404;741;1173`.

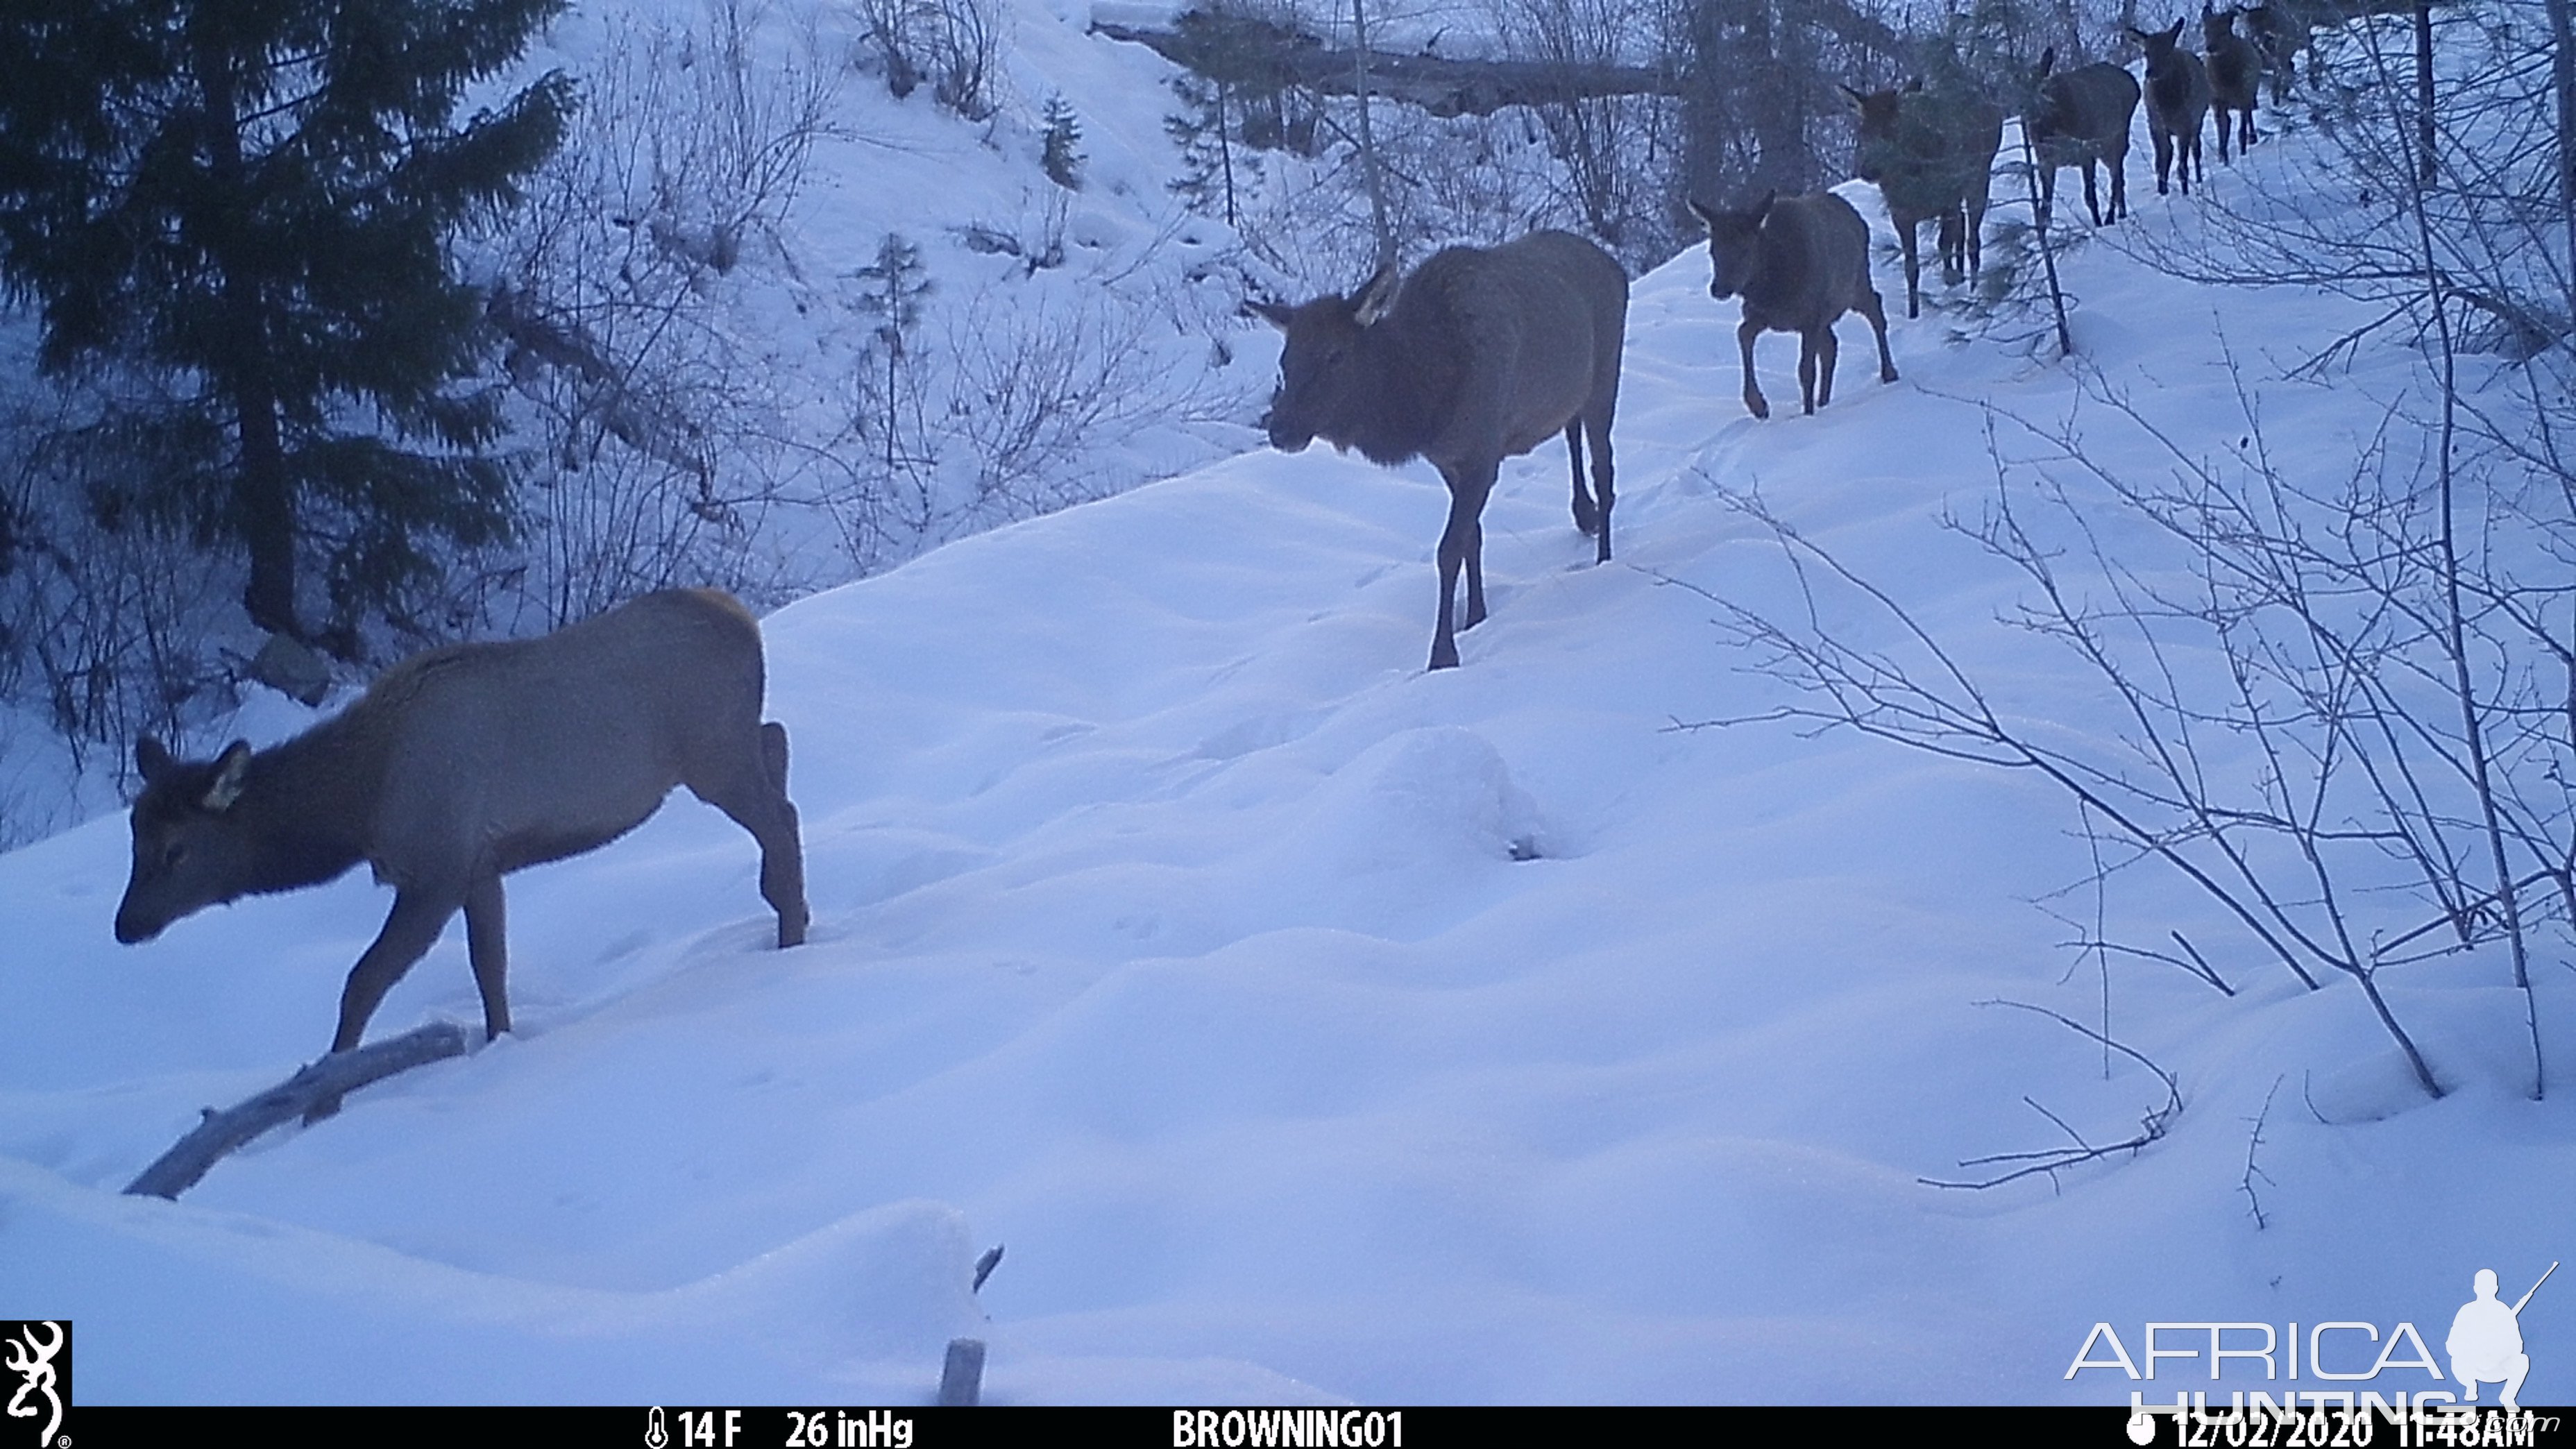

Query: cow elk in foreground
1690;192;1897;420
2202;6;2262;161
2134;20;2212;196
1845;82;2005;319
1255;230;1629;671
2030;48;2144;229
116;589;810;1094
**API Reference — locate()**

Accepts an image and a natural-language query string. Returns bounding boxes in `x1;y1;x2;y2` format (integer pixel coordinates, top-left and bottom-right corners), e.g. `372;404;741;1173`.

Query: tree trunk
2414;0;2437;182
189;14;302;639
2550;0;2575;334
1351;0;1393;269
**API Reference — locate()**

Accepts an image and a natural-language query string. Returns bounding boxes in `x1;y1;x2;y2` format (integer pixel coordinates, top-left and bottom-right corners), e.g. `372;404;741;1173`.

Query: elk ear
1752;189;1777;223
1902;76;1924;93
2039;46;2056;76
136;735;173;786
202;740;251;813
1247;298;1295;332
1352;264;1401;327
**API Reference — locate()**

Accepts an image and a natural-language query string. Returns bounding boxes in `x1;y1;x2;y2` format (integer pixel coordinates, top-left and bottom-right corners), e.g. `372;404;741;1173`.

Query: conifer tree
0;0;574;647
1042;94;1086;191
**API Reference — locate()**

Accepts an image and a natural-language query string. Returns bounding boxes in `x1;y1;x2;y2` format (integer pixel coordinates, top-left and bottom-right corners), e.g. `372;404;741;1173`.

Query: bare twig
1921;1001;2183;1190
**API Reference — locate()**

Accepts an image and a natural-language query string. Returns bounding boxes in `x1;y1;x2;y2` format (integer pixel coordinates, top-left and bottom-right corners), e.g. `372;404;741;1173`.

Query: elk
1690;192;1897;420
2244;1;2319;105
1253;230;1628;672
1845;82;2004;319
2133;20;2212;197
115;588;810;1075
2029;47;2143;229
2202;6;2262;161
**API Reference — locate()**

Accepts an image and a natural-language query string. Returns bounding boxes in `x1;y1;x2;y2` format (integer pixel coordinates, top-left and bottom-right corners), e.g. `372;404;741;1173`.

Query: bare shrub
489;0;846;627
0;387;242;811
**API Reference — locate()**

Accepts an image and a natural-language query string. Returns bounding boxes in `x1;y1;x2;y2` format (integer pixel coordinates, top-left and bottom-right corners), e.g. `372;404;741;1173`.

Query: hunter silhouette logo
2450;1262;2553;1412
1;1321;65;1449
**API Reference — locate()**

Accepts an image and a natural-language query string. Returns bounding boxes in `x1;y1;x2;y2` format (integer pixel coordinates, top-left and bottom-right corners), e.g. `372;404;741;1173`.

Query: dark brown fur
1690;192;1897;419
2203;6;2262;161
2030;49;2144;228
116;589;809;1080
2134;20;2212;196
1255;230;1629;671
1844;83;2004;319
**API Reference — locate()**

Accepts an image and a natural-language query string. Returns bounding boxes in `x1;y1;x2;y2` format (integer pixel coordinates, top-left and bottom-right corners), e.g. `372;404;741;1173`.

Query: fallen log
123;1022;470;1200
1090;11;1677;117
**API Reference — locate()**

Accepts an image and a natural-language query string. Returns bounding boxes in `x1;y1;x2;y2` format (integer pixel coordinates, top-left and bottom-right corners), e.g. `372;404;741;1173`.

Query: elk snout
1263;412;1314;453
113;899;166;944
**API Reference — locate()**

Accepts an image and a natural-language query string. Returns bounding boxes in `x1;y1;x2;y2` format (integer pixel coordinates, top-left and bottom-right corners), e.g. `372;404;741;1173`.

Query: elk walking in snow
1690;192;1897;420
1255;230;1628;671
115;588;810;1080
1845;82;2005;318
2029;49;2144;228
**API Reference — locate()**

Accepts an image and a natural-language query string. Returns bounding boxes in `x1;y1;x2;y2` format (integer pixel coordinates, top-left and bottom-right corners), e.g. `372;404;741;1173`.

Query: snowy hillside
6;18;2575;1406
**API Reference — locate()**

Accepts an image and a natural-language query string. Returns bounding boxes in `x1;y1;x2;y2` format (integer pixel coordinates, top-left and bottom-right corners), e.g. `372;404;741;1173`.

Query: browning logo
1;1322;66;1449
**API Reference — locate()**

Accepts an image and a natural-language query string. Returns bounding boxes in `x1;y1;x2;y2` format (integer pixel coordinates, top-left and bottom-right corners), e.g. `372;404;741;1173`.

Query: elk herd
105;10;2335;1102
1253;5;2325;672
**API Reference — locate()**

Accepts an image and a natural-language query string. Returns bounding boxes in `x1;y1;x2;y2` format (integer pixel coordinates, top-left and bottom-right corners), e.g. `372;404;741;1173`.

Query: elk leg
464;872;510;1042
1427;468;1492;670
312;889;459;1121
1586;410;1615;565
1564;423;1597;536
1815;322;1842;409
2081;160;2102;226
332;890;459;1055
2109;149;2128;222
1738;314;1770;418
1898;219;1924;319
2153;128;2174;195
1856;282;1897;384
1796;331;1820;414
1462;517;1487;632
690;724;811;949
1937;208;1964;286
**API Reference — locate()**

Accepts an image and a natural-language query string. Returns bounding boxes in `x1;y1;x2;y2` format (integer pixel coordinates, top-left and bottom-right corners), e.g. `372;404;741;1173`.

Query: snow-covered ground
4;8;2572;1408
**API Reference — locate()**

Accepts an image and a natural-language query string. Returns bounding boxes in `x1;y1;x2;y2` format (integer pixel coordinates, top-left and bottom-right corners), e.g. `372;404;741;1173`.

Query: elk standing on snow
2203;6;2262;162
2133;20;2212;196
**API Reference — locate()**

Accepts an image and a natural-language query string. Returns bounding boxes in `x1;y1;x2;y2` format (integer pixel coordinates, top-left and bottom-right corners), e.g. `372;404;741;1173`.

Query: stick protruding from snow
121;1022;468;1199
938;1337;986;1406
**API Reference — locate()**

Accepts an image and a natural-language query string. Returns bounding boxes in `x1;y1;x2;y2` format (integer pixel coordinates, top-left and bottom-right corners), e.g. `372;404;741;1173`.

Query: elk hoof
1745;392;1770;420
778;913;807;949
1427;643;1460;671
